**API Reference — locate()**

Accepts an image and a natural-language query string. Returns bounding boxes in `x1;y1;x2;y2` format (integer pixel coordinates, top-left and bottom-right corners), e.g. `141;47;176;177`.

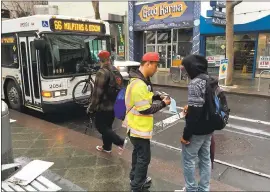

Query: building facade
128;1;201;70
200;2;270;78
128;1;270;78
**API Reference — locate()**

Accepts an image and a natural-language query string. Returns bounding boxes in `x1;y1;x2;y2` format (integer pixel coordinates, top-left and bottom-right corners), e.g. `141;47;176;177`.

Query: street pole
225;1;242;86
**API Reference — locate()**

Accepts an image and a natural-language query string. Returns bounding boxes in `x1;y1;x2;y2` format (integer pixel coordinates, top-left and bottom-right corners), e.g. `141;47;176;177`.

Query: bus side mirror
34;39;46;50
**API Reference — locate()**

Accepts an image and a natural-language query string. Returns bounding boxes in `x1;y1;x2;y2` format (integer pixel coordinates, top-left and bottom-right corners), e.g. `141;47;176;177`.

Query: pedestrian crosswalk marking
150;139;270;179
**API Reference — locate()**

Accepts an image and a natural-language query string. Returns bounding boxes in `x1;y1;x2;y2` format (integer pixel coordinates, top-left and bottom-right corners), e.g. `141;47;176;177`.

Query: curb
152;83;270;99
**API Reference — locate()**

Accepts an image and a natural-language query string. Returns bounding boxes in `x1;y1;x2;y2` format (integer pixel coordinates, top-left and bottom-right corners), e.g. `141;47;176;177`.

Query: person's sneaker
130;176;151;184
174;187;186;192
144;177;152;184
96;146;111;153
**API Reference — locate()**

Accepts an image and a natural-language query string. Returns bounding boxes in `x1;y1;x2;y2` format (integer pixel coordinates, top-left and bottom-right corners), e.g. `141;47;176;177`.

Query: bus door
19;37;42;111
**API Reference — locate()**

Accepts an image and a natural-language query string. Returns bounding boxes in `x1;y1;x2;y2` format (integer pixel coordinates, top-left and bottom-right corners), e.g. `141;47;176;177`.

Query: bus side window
1;38;19;68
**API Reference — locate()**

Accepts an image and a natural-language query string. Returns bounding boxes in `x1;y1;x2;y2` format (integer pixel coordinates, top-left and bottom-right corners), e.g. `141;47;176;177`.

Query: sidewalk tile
64;168;95;182
67;156;97;168
32;139;56;148
25;148;51;158
48;147;75;158
12;140;34;149
12;133;41;141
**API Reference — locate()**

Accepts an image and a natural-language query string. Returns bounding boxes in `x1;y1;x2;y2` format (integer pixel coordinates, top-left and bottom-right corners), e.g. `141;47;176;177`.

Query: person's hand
163;96;171;105
160;94;166;100
183;105;188;115
180;137;190;145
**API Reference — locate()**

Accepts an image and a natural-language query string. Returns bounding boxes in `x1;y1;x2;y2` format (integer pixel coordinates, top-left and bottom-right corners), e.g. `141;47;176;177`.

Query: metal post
257;70;270;92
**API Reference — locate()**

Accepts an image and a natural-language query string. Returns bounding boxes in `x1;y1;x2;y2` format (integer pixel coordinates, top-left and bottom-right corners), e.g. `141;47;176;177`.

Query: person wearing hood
180;54;214;192
125;52;171;192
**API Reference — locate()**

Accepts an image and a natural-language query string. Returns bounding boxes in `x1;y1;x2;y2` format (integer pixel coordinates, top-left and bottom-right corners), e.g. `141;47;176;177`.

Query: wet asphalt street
23;86;270;191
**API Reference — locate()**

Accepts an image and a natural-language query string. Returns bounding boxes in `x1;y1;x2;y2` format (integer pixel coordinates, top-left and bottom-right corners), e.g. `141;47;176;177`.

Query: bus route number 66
49;83;62;89
54;20;62;30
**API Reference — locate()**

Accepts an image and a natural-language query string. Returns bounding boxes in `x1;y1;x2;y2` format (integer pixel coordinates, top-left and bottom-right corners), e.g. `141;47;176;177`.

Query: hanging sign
207;1;226;26
219;59;228;80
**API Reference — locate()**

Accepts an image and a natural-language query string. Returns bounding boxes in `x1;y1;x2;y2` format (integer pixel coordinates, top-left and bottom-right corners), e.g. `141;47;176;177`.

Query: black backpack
104;67;124;102
198;75;230;130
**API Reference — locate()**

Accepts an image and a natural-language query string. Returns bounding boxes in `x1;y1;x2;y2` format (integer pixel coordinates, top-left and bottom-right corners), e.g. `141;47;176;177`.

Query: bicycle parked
72;67;97;107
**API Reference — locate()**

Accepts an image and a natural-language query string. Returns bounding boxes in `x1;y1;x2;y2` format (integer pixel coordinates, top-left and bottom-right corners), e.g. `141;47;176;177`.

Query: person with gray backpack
180;54;229;192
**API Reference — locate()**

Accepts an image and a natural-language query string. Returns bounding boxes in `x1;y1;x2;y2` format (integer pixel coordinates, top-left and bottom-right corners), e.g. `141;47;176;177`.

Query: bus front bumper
42;99;82;113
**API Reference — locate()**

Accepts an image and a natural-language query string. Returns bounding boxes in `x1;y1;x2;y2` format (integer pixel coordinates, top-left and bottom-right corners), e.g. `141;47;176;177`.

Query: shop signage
206;10;226;19
138;1;188;22
219;59;228;80
210;1;226;8
206;1;226;26
206;56;215;64
116;24;125;57
258;56;270;69
207;55;225;66
207;17;226;25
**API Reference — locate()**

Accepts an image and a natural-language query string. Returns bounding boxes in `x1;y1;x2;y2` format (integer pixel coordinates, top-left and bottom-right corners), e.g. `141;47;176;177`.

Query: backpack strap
125;78;141;115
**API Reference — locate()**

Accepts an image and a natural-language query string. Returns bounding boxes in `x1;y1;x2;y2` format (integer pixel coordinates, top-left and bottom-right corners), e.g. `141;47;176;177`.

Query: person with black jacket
180;54;214;192
87;50;125;154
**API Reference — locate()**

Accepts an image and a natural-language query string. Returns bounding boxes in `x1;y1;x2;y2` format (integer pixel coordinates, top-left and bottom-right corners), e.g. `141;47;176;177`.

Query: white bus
1;15;139;113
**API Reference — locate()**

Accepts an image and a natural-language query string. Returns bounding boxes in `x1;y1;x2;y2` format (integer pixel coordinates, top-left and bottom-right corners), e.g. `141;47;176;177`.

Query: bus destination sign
1;37;15;44
50;19;106;34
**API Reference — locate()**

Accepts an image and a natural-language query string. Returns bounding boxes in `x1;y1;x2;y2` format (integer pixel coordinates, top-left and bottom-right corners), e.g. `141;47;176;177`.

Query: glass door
167;44;177;68
19;37;32;105
157;45;167;68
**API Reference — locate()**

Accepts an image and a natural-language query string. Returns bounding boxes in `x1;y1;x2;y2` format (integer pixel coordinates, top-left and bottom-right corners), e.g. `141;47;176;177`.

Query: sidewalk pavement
151;72;270;98
10;110;242;191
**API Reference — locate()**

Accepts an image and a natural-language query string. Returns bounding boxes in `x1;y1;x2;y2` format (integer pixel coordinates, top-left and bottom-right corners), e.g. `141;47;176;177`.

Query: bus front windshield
40;34;110;77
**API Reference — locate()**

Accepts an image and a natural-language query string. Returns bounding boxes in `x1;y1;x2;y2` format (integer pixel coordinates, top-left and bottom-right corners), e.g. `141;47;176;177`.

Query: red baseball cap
98;50;110;59
142;52;160;62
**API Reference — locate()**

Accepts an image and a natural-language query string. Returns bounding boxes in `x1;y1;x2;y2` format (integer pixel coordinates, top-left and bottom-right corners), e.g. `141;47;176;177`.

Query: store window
206;36;226;67
177;29;192;58
145;31;155;44
256;33;270;69
1;36;19;68
157;30;170;44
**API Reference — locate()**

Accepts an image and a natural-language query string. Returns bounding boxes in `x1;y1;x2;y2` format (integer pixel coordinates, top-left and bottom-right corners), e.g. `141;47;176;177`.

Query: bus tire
72;80;93;107
6;80;23;111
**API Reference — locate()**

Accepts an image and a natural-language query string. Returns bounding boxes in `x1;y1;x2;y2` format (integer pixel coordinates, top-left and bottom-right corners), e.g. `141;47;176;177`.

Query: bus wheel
6;81;23;111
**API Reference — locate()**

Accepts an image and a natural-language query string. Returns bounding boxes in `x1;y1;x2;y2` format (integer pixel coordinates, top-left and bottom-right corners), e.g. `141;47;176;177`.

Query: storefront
128;1;201;70
104;13;126;60
200;13;270;78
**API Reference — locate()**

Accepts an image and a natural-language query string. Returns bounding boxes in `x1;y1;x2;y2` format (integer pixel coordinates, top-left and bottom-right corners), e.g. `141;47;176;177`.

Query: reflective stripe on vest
128;127;153;137
130;108;153;117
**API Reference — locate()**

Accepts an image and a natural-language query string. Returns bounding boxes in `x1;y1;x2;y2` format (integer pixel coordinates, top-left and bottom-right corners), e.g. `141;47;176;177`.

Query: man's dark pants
129;135;151;191
95;110;124;151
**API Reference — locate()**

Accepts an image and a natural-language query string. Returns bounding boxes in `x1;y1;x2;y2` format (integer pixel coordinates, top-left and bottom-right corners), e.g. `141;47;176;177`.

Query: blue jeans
182;134;212;192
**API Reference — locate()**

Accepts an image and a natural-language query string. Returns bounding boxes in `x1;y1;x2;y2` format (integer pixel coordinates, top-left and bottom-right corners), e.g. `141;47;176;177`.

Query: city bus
1;15;131;112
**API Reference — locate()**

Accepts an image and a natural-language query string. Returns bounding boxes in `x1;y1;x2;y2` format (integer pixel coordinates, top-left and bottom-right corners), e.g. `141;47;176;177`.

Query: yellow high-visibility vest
123;78;154;139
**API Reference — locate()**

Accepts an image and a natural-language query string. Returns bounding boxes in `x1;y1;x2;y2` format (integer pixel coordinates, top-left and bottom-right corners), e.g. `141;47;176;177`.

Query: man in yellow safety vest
124;52;171;192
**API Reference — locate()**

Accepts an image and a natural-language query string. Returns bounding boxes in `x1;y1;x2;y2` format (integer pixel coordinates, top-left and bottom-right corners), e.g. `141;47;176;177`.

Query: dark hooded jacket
129;69;166;114
182;55;214;140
